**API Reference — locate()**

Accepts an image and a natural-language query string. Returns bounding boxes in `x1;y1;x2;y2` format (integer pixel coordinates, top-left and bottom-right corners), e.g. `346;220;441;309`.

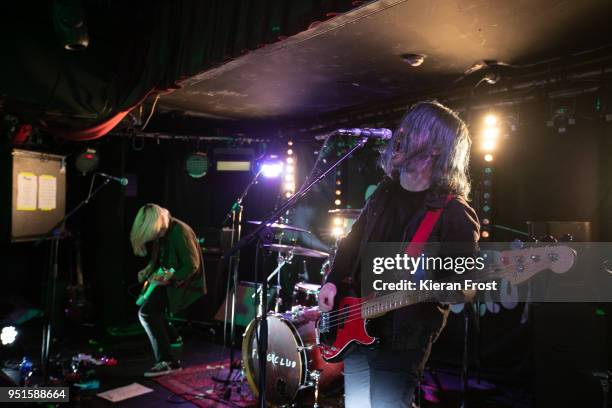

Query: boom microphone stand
225;134;370;407
217;170;263;396
40;175;113;385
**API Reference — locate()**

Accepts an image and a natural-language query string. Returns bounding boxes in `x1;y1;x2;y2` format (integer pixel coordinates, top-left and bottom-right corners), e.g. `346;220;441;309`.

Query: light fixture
185;152;209;178
484;154;494;162
52;0;89;51
75;147;99;175
484;114;497;126
1;326;18;346
259;159;284;178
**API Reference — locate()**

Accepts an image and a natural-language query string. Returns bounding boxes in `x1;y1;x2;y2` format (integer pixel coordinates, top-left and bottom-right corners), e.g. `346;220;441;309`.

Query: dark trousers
344;347;418;408
138;286;178;363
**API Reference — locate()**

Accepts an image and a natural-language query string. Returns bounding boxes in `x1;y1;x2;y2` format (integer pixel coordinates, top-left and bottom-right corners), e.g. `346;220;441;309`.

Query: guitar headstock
499;245;576;285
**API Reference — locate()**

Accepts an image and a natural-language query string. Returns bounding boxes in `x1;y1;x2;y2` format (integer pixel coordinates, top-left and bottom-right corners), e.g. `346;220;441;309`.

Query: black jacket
325;177;480;369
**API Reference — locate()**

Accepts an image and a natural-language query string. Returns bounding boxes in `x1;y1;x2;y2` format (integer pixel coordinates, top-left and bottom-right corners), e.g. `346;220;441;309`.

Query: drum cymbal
328;208;362;219
247;220;311;234
263;244;329;259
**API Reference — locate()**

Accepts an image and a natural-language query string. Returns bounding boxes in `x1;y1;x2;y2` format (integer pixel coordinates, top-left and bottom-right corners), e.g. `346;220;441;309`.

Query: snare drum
292;282;321;308
242;312;342;406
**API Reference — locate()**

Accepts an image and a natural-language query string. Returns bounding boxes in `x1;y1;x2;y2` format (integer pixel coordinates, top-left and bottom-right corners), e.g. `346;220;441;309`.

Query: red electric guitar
316;245;576;362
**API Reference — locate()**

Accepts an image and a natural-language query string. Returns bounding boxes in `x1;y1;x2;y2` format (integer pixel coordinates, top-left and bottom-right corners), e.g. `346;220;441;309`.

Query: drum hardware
248;220;312;234
263;243;330;259
225;131;370;407
308;370;321;408
252;251;294;314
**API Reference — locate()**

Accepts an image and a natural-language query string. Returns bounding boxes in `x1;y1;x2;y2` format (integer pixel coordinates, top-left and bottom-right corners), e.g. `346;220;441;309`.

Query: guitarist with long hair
130;204;206;377
318;101;480;407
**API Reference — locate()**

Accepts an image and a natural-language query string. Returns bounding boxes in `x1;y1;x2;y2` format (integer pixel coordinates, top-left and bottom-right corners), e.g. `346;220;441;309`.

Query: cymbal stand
224;133;370;408
252;251;294;314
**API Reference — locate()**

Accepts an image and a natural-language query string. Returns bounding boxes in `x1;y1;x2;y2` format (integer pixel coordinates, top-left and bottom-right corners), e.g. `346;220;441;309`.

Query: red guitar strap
405;195;453;257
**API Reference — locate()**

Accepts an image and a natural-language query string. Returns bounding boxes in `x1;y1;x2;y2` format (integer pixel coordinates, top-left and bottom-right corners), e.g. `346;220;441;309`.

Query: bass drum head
242;314;306;406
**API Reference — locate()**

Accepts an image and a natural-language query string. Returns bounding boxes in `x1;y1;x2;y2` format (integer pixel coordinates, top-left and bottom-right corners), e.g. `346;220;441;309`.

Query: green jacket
150;217;206;314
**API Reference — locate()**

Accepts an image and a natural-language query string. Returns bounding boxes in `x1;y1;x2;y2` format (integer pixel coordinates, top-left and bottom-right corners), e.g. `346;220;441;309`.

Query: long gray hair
379;101;472;197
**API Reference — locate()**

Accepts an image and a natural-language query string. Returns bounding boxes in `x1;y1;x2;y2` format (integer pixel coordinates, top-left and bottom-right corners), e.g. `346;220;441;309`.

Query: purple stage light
259;156;284;178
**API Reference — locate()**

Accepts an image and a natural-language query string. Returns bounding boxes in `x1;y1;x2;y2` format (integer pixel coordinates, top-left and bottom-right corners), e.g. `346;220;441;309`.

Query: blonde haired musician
130;204;206;377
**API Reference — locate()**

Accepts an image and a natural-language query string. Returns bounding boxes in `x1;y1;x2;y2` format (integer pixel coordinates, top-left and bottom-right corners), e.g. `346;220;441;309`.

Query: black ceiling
159;0;612;123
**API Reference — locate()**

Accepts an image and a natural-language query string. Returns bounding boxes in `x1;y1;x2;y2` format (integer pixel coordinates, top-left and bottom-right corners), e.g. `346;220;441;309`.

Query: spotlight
482;218;490;225
52;0;89;51
484;114;497;126
286;165;294;174
482;140;496;151
287;149;293;155
483;127;499;139
185;152;209;179
259;159;284;178
1;326;18;346
332;226;345;238
334;199;341;206
484;154;494;162
335;189;342;195
333;217;343;226
481;230;490;239
75;147;99;175
286;157;294;164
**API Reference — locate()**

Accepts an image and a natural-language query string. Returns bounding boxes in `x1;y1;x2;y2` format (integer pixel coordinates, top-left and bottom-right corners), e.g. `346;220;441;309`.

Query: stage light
336;180;342;185
332;226;345;238
185;152;209;179
285;192;292;198
482;140;496;151
287;140;293;146
483;127;499;139
287;149;293;155
286;165;294;174
52;0;89;51
1;326;18;346
284;182;295;191
481;230;490;239
260;162;284;178
286;157;294;164
334;199;341;206
482;218;490;225
75;148;99;175
333;217;343;226
335;189;342;195
285;174;294;182
485;114;497;126
484;154;494;162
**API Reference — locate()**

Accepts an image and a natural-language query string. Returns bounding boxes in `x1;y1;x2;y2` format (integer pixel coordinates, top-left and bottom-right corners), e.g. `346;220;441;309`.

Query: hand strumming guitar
318;282;337;312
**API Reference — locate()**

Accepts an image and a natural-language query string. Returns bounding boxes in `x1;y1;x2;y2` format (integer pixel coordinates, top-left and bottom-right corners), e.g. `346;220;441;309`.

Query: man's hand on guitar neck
319;282;337;312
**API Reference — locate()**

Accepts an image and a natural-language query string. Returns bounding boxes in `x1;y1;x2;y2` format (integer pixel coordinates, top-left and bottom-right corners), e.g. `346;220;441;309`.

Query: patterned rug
154;360;256;407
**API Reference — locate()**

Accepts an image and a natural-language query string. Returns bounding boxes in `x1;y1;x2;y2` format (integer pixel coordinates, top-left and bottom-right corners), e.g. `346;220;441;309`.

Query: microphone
97;173;128;186
337;128;393;140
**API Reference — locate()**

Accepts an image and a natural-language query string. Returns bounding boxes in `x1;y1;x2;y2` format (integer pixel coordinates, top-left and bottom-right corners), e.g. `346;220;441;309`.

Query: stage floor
41;323;528;407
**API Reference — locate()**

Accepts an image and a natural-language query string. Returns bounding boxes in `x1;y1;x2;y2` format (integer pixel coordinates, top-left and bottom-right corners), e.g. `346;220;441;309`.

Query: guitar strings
318;261;543;330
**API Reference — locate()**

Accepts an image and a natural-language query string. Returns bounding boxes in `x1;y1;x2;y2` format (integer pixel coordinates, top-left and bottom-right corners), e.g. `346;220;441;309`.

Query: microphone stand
216;170;263;397
224;135;369;408
39;175;111;385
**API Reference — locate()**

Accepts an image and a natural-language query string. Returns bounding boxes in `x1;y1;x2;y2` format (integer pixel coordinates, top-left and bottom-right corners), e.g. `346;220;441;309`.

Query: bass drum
242;313;343;406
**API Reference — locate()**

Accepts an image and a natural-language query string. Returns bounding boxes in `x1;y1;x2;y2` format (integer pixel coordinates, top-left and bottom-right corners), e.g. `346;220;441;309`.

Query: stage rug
154;360;256;407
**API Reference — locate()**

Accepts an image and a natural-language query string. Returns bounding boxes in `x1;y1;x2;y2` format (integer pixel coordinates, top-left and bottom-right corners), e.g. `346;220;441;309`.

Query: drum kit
239;210;360;406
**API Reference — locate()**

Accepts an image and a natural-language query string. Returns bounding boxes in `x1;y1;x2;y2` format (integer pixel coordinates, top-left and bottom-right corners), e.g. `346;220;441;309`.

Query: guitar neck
361;250;559;319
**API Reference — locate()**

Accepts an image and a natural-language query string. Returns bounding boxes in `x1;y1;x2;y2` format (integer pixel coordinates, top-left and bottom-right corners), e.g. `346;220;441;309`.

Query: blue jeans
344;347;418;408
